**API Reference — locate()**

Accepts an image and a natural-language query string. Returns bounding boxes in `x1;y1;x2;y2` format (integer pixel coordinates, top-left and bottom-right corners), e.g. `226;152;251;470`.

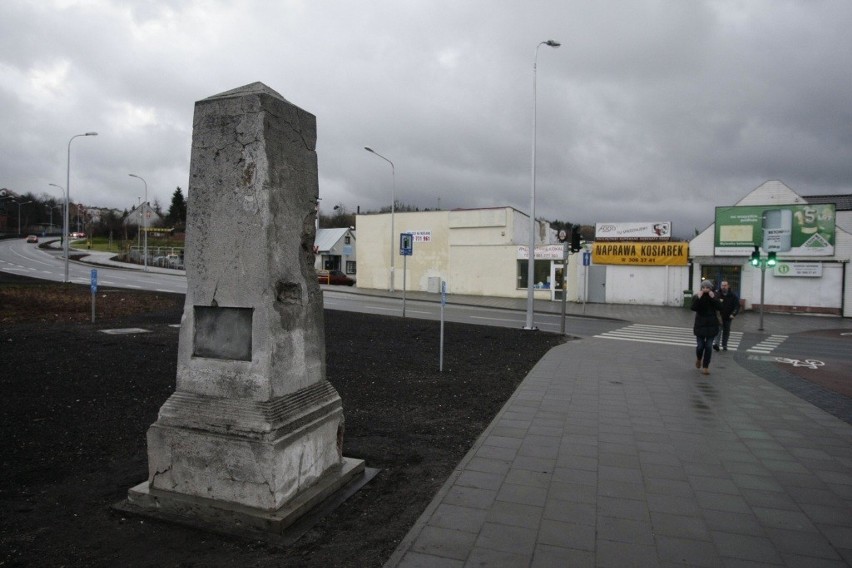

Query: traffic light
570;226;582;253
750;246;760;267
767;251;777;267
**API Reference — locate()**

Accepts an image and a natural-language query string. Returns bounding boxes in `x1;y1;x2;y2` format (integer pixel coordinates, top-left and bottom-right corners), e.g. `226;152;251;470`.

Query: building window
346;261;356;275
517;260;551;289
344;236;351;244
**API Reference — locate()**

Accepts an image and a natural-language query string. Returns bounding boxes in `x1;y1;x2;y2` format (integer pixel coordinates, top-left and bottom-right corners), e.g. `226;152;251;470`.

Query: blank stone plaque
193;307;253;361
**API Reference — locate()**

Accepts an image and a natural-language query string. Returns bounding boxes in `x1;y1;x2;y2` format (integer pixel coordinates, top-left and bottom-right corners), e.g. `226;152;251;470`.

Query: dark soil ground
0;271;565;567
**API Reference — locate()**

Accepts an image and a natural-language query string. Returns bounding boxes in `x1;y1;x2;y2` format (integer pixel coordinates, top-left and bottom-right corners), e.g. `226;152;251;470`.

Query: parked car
317;269;355;286
26;235;39;243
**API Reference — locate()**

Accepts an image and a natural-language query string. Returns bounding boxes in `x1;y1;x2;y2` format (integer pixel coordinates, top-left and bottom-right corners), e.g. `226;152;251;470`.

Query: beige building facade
356;207;559;299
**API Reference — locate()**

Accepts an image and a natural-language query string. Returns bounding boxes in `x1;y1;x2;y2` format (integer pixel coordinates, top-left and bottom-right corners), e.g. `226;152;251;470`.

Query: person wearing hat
691;280;722;375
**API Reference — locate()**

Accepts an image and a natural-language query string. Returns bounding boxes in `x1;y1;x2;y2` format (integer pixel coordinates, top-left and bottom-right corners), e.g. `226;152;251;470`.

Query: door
587;265;606;303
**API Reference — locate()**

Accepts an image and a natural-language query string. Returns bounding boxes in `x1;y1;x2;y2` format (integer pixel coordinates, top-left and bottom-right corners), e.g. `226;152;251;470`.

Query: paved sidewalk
385;337;852;567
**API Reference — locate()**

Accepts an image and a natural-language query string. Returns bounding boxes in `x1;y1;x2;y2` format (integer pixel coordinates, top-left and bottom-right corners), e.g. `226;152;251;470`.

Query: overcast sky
2;0;850;239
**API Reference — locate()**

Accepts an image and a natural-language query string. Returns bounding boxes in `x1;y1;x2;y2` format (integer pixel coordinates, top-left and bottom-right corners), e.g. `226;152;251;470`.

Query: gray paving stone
644;476;694;497
504;468;551;488
443;486;498;510
483;435;524;450
466;456;511;477
766;527;843;560
538;518;596;551
496;483;548;507
512;455;556;473
530;544;594;568
651;511;712;541
656;535;722;567
455;470;505;492
473;522;537;556
475;444;517;461
597;495;650;521
542;498;596;526
464;547;529;568
598;479;646;500
647;493;702;516
711;532;783;564
398;551;465;568
411;526;478;561
695;491;752;514
551;466;597;486
741;489;800;511
485;500;543;529
597;516;655;545
595;540;660;568
429;504;489;534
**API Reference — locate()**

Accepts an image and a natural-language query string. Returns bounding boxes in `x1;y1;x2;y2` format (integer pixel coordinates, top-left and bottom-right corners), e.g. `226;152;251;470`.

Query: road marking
775;357;824;369
595;324;742;350
746;335;788;354
471;315;525;324
99;328;150;335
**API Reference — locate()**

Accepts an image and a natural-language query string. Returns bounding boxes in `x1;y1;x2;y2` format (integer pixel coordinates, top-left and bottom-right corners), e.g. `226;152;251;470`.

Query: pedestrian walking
713;280;740;351
692;280;721;375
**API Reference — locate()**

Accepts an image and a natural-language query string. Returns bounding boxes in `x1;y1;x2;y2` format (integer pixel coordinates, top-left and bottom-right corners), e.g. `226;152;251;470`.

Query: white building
690;181;851;317
314;228;356;275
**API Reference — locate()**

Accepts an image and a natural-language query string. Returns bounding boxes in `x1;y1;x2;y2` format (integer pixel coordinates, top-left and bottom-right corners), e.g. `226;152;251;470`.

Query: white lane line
471;316;525;324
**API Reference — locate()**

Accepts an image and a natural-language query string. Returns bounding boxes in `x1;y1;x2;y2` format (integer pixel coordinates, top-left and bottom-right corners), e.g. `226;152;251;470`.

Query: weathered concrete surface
126;83;363;524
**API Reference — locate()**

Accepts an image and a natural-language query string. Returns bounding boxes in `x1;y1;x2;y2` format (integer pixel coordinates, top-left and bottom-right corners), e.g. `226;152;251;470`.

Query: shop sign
714;204;835;256
592;242;688;266
595;222;671;241
407;230;432;243
774;262;822;277
517;245;567;260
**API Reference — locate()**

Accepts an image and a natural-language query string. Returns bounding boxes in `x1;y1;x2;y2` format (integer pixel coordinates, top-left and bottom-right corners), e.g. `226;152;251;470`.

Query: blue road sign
90;268;98;293
583;251;591;266
400;233;413;256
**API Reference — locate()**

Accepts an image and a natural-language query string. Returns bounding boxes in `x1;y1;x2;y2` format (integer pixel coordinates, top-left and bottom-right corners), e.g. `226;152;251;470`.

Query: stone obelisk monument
126;82;363;532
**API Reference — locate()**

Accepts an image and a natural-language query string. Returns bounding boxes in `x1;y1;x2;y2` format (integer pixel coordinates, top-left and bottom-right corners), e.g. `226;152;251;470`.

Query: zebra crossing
745;334;788;354
595;324;743;350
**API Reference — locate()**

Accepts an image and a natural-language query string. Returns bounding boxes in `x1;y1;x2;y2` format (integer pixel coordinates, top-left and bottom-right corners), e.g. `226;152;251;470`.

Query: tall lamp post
48;184;64;235
14;200;33;236
364;147;396;291
129;174;149;272
64;132;98;282
525;39;560;330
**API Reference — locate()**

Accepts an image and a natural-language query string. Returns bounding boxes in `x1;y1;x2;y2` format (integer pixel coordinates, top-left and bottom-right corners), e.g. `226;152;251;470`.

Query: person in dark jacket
692;280;721;375
713;280;740;351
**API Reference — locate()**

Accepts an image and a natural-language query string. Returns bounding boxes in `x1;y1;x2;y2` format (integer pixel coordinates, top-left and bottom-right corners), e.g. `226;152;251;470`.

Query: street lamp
364;147;396;291
65;132;98;282
525;39;560;330
129;174;148;272
14;200;33;236
48;184;65;235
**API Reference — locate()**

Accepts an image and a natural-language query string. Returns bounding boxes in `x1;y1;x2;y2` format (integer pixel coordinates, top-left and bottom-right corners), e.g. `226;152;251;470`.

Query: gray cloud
1;0;849;239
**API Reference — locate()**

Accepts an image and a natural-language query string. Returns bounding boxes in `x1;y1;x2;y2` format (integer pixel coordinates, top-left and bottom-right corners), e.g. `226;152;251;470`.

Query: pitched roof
315;228;351;252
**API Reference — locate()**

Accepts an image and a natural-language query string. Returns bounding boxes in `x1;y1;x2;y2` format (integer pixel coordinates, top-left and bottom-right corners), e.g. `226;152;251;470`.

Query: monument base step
115;457;372;543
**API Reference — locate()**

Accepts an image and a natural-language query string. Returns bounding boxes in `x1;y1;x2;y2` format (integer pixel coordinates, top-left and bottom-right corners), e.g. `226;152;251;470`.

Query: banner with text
595;222;672;241
714;204;835;256
592;242;688;266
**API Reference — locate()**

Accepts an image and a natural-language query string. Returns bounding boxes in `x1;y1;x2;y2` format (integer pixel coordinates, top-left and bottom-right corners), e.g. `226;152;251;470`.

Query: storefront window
517;260;551;289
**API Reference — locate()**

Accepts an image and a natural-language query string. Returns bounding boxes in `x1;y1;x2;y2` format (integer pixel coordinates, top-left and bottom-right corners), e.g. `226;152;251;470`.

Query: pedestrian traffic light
570;226;582;253
750;246;760;267
767;251;777;267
